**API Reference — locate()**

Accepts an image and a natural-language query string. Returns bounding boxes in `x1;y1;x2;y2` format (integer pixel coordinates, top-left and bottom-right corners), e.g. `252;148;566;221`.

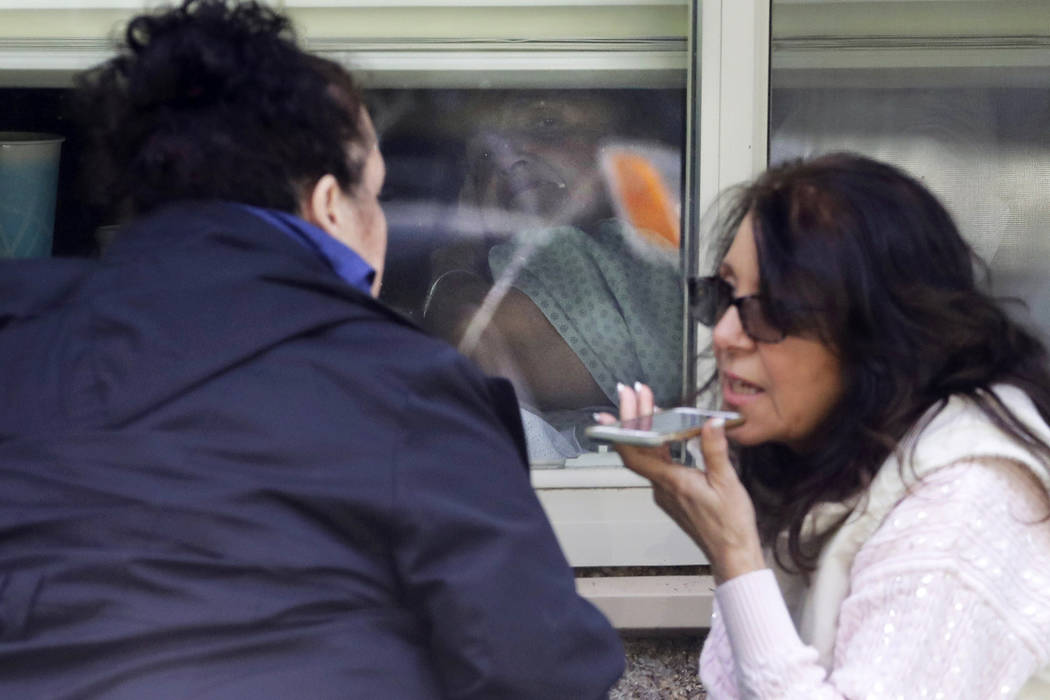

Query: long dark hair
73;0;366;219
702;152;1050;572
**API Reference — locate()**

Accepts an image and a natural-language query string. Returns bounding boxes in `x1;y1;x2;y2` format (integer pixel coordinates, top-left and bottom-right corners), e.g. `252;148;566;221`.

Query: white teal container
0;132;65;258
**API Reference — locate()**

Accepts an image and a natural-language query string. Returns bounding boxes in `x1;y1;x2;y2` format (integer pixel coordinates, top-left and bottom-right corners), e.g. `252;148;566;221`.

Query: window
338;3;691;470
1;5;691;474
376;85;687;463
770;0;1050;346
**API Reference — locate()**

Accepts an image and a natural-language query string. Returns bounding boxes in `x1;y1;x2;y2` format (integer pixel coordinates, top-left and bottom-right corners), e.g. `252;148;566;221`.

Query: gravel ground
575;567;708;698
610;635;707;699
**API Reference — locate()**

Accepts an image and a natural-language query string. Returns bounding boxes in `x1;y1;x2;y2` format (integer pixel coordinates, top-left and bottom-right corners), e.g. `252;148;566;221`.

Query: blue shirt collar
239;203;375;295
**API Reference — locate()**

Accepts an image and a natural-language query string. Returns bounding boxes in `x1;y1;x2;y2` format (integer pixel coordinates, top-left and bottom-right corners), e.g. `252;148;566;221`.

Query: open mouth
493;160;568;211
508;178;565;203
502;172;566;207
726;375;763;396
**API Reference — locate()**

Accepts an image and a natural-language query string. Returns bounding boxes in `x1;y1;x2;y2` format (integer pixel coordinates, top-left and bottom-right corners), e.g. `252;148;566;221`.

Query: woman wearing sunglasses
603;152;1050;698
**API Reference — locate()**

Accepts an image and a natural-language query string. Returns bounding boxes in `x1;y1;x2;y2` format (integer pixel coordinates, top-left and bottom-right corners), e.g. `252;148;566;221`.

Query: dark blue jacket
0;202;623;699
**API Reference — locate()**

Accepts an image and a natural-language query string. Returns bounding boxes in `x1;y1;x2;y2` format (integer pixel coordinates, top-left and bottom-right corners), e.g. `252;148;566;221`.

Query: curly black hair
74;0;365;218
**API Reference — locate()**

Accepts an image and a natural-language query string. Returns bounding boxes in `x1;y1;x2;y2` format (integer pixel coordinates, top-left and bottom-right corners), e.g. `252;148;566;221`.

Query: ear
301;174;355;246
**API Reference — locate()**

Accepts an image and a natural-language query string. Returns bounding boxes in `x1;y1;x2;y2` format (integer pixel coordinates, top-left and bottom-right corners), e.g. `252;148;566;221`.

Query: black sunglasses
688;275;786;343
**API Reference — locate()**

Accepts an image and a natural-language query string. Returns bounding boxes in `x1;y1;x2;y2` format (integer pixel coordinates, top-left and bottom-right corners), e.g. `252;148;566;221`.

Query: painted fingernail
634;381;643;393
592;412;603;423
616;382;626;393
711;418;725;429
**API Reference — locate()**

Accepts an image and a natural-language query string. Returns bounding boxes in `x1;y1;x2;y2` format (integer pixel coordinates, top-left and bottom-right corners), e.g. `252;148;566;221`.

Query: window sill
576;574;713;632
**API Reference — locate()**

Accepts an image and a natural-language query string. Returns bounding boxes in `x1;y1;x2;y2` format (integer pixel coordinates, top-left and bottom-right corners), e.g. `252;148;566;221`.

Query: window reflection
371;88;685;464
770;85;1050;348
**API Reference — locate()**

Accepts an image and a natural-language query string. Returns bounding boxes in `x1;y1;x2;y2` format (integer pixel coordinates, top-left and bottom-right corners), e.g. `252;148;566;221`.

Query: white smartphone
585;407;743;446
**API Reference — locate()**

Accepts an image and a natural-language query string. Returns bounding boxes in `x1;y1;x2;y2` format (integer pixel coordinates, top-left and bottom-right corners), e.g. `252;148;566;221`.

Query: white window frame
0;2;688;88
537;0;769;630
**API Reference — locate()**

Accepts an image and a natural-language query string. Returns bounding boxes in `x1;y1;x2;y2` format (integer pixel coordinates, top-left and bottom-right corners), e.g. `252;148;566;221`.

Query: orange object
605;150;680;249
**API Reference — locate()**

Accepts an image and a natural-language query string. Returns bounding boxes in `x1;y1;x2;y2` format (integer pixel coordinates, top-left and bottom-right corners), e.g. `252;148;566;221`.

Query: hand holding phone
585;407;743;446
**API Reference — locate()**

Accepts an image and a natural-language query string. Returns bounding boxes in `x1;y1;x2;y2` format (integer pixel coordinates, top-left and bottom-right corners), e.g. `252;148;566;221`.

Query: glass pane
371;84;687;466
771;0;1050;346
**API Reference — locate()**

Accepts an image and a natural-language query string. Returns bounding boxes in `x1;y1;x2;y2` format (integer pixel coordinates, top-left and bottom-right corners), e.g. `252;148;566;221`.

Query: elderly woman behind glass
605;152;1050;698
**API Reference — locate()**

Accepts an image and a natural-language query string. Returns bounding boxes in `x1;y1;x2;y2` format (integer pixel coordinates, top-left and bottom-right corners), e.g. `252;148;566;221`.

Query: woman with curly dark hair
0;2;624;697
604;152;1050;697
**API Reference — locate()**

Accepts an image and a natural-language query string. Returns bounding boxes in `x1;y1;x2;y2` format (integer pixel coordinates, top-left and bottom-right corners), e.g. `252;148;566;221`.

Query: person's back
0;2;623;697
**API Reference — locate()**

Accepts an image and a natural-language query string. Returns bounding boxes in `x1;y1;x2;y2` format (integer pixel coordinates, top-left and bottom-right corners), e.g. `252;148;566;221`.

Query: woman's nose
470;132;527;172
711;304;753;352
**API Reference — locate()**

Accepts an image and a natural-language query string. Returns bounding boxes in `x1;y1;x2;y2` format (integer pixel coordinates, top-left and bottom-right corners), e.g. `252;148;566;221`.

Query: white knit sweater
699;386;1050;698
